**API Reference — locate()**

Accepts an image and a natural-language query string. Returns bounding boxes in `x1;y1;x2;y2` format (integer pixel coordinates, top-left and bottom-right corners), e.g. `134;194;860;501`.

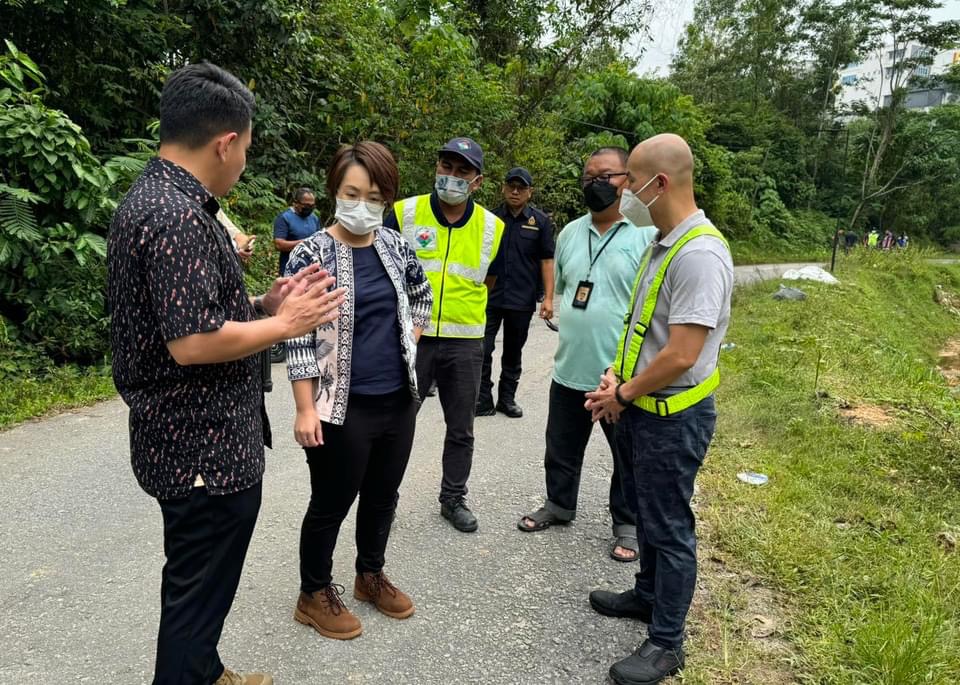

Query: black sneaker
495;400;523;418
609;639;684;685
475;400;496;416
589;588;653;623
440;498;478;532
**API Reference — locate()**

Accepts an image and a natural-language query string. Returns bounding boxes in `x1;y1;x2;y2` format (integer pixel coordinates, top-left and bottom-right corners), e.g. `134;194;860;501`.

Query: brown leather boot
214;667;273;685
294;584;362;640
353;571;415;619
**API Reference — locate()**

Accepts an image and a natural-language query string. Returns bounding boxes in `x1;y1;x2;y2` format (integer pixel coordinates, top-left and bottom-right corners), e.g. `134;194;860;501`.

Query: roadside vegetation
693;247;960;683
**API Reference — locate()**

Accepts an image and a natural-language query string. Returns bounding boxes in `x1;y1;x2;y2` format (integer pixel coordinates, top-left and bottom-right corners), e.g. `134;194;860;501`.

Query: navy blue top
487;203;556;311
349;245;406;395
273;208;320;275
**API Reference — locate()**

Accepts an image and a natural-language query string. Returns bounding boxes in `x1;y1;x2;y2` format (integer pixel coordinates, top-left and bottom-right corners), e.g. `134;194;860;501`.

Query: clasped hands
584;368;625;424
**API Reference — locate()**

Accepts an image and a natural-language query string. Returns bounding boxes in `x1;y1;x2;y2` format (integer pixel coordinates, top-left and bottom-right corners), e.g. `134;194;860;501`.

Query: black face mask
583;181;618;212
297;206;314;219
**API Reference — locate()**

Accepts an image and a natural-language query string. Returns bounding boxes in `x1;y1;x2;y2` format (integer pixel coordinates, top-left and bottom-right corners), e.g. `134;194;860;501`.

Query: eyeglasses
580;172;627;187
505;184;529;193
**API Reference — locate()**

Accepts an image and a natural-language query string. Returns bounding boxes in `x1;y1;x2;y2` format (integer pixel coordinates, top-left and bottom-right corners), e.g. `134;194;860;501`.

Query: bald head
628;133;694;188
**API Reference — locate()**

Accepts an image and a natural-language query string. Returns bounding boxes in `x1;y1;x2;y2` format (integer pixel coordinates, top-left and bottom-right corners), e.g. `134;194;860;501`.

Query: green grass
0;363;116;430
700;247;960;683
731;241;831;266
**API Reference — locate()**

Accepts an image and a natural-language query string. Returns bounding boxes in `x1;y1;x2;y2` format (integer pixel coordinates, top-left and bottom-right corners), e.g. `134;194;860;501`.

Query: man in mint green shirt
518;147;657;562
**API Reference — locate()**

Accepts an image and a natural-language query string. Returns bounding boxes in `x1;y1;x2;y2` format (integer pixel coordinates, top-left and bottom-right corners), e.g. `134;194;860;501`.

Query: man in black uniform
477;167;555;418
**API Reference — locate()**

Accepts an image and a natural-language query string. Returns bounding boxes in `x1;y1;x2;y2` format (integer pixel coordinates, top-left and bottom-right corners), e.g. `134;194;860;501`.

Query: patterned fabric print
284;228;432;425
107;157;268;500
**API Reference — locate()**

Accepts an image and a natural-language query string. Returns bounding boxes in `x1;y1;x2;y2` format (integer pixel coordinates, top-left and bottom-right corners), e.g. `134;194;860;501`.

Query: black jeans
479;307;534;405
154;483;262;685
300;391;416;592
416;336;483;503
543;381;636;537
617;396;717;649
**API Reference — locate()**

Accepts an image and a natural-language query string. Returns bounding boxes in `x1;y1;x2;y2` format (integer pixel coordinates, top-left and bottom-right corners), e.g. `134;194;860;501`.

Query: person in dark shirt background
107;62;344;685
477;167;555;418
273;187;321;275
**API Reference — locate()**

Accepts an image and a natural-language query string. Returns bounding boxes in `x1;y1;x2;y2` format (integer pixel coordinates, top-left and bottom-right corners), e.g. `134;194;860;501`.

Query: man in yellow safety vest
584;134;734;685
385;137;504;533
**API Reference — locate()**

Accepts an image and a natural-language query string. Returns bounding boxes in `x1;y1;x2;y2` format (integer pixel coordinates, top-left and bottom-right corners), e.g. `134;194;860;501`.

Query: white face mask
335;199;385;236
435;174;475;205
618;175;661;227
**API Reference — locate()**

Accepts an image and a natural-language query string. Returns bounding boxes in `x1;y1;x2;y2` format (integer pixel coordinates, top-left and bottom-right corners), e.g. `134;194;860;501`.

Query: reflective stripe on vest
398;195;503;338
612;225;728;416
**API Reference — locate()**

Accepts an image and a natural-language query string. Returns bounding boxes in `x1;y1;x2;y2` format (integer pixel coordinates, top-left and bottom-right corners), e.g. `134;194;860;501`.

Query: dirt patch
686;543;798;684
938;337;960;387
838;403;896;428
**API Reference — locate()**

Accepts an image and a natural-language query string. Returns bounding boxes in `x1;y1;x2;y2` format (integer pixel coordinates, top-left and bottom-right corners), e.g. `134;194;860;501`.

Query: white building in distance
837;42;960;111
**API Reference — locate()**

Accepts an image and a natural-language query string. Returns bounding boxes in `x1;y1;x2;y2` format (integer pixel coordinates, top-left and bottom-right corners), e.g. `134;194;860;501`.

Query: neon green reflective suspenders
612;225;728;417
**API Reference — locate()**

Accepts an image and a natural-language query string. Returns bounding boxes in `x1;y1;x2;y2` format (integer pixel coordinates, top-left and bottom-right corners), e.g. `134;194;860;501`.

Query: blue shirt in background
349;245;407;395
552;214;657;392
273;208;320;275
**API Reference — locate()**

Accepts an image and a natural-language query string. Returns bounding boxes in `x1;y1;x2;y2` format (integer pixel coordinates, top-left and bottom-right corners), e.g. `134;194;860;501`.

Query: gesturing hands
262;263;330;315
268;264;347;339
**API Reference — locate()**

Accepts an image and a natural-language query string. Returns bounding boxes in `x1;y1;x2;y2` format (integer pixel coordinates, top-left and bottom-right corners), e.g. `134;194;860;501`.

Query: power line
555;115;638;138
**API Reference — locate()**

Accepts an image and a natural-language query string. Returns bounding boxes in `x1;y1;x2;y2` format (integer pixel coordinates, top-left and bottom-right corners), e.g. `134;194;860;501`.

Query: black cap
504;167;533;186
438;137;484;173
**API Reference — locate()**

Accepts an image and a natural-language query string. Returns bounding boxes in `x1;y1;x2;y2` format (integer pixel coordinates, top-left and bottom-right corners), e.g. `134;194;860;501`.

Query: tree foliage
0;0;958;376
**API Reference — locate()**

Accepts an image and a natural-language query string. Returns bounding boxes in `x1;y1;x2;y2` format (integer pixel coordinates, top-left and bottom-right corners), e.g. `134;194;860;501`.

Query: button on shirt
487;204;555;311
108;157;269;500
553;214;658;391
625;210;734;395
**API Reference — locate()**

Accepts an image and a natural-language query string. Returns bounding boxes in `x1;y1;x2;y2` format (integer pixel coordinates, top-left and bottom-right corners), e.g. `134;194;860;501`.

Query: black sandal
517;507;570;532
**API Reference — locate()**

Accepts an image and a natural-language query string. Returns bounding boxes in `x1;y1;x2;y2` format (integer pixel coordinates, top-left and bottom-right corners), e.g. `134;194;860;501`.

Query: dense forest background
1;0;959;380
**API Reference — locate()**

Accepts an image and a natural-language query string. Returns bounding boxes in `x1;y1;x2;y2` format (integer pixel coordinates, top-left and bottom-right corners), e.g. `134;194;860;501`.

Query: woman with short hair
284;141;432;640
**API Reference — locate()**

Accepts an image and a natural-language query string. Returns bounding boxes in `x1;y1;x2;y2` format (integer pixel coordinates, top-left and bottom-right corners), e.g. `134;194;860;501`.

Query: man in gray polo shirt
584;133;733;685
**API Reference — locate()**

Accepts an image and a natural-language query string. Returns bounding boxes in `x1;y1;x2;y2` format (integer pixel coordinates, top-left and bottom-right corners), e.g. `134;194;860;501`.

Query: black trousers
300;391;416;592
479;306;534;405
154;483;262;685
543;381;636;537
416;336;483;503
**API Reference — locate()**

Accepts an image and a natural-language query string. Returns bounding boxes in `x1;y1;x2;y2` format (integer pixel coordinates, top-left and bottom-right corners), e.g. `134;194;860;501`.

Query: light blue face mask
435;174;475;205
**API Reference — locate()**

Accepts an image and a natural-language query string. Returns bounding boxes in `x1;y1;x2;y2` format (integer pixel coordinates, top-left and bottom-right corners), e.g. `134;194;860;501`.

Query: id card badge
572;280;594;309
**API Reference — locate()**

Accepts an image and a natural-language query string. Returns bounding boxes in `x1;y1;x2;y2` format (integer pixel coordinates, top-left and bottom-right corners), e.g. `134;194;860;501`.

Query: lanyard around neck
587;223;623;278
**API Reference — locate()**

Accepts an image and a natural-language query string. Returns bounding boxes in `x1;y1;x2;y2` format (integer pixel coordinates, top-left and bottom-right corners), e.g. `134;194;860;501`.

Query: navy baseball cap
505;167;533;186
439;137;484;173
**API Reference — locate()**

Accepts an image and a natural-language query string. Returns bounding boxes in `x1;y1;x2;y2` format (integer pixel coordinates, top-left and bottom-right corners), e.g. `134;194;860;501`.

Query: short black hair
589;146;629;166
159;61;255;149
293;187;315;203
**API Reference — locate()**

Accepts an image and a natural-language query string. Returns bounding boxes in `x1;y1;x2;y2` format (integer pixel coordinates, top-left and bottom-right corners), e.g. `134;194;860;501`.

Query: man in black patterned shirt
107;62;344;685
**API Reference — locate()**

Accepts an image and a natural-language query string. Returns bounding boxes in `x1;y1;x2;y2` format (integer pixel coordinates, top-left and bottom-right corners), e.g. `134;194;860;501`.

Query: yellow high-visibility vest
395;194;504;338
612;225;728;416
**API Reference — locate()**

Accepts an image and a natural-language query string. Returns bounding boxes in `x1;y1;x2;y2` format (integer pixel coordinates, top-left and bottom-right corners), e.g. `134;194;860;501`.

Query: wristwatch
614;383;632;408
253;295;268;317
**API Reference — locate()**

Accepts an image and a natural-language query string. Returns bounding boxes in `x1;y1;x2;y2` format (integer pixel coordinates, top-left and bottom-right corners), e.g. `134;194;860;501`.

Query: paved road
0;263;807;684
0;318;659;685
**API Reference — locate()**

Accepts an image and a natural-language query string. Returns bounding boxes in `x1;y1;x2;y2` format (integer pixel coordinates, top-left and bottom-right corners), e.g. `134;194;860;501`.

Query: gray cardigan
284;228;433;425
